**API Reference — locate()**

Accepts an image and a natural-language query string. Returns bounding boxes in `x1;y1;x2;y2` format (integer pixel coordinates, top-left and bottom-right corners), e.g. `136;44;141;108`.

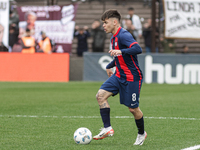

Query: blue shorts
100;75;142;108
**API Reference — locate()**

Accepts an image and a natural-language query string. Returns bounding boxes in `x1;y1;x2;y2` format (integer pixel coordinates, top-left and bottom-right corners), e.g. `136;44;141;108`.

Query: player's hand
109;49;122;56
106;69;113;77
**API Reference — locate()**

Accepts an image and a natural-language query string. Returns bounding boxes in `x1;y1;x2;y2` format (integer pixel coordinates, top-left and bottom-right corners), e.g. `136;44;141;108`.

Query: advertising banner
163;0;200;39
83;52;113;81
83;52;200;84
0;0;9;47
17;4;78;53
0;53;70;82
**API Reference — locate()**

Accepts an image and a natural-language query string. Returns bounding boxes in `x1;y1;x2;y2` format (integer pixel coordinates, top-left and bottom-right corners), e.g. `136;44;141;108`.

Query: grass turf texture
0;82;199;150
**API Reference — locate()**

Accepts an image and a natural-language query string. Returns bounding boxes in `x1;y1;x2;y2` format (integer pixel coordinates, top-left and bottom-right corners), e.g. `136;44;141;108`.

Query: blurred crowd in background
0;0;189;56
7;10;56;54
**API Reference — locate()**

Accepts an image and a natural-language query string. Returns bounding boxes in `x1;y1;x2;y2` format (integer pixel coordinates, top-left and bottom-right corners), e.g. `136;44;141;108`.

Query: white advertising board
163;0;200;39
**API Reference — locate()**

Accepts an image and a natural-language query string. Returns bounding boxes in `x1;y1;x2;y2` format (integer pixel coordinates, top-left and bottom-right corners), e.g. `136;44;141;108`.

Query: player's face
102;18;115;34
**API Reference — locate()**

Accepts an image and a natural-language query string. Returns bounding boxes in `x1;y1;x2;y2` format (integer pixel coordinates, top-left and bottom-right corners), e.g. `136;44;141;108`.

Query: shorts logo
131;103;137;106
132;93;136;101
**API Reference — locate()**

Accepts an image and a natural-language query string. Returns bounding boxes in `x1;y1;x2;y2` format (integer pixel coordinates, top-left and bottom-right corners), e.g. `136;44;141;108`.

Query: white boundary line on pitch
0;115;200;120
181;145;200;150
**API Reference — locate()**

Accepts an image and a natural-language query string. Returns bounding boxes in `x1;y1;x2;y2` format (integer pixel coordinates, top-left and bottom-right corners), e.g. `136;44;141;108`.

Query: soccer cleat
133;131;147;145
93;127;114;140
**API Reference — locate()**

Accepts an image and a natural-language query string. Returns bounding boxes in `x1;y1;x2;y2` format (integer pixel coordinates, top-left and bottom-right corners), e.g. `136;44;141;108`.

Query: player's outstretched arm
121;44;142;55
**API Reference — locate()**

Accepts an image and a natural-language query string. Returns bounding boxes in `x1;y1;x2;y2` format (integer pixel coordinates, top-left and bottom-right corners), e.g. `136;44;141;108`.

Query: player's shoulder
120;27;128;33
119;28;133;37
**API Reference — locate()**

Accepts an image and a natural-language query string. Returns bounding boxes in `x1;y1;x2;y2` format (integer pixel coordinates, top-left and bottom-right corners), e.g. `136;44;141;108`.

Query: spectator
12;28;25;52
182;45;189;54
0;24;8;52
126;7;142;42
20;11;37;36
74;25;90;57
9;24;19;50
142;18;158;53
91;20;106;52
9;10;19;28
38;31;54;54
160;37;176;53
25;11;36;31
9;10;19;52
21;29;36;53
122;18;136;39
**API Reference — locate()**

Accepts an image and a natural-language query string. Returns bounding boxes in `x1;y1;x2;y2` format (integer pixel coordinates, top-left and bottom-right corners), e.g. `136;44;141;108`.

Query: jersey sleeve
120;31;142;55
120;31;136;48
106;59;116;69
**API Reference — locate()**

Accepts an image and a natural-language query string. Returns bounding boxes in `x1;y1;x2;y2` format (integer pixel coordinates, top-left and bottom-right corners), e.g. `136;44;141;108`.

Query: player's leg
96;89;112;109
93;76;119;140
120;80;147;145
93;89;114;140
129;107;147;145
96;89;113;128
129;107;143;119
129;107;144;134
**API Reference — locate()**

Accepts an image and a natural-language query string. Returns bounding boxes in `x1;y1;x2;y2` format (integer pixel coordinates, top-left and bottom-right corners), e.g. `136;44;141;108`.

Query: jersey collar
113;27;122;37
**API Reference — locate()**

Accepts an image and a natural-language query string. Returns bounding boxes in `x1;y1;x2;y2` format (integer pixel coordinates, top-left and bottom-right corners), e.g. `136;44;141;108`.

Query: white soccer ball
73;127;92;144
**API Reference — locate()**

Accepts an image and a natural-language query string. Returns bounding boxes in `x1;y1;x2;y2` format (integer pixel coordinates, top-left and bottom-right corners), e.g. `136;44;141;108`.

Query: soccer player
93;9;147;146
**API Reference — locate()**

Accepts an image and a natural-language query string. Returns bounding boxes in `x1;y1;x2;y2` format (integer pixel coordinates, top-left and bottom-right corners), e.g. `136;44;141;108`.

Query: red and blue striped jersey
106;27;143;82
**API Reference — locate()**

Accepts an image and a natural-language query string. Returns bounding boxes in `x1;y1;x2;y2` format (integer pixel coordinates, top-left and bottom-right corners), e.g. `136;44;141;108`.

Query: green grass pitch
0;82;199;150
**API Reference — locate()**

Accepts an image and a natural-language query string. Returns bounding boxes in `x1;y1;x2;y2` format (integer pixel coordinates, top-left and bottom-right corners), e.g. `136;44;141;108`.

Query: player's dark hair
101;9;121;22
128;7;134;11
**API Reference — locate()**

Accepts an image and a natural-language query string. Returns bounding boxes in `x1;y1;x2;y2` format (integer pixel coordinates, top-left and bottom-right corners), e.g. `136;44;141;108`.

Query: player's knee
96;93;100;101
96;91;102;102
129;107;138;114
